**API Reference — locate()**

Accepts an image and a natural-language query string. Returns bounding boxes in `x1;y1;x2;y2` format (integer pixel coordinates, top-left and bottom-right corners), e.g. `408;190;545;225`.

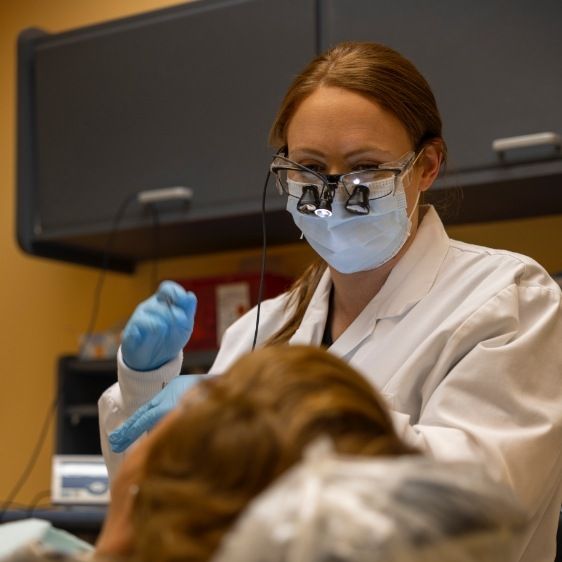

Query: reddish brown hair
131;345;416;562
269;41;446;159
267;41;446;344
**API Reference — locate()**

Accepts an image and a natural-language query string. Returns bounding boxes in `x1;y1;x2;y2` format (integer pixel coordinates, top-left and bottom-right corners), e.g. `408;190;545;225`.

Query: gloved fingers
157;280;186;302
121;283;197;372
141;306;173;332
157;281;197;316
121;323;143;350
148;296;181;328
167;298;196;334
123;298;168;344
178;291;197;323
167;374;201;396
121;323;150;371
108;399;162;453
142;294;174;318
123;309;170;347
141;294;192;333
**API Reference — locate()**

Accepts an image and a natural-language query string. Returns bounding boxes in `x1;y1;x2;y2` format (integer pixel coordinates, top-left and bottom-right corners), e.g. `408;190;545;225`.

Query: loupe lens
345;185;370;215
297;185;320;214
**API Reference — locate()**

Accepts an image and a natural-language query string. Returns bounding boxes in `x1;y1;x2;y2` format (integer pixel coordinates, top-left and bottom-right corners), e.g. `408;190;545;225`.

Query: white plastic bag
212;440;525;562
0;518;93;561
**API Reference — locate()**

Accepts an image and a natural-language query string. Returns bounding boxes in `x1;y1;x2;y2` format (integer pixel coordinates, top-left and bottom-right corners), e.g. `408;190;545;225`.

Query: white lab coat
99;206;562;562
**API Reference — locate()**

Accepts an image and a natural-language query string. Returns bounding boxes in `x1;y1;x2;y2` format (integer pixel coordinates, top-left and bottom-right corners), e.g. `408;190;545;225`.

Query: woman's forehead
286;86;412;157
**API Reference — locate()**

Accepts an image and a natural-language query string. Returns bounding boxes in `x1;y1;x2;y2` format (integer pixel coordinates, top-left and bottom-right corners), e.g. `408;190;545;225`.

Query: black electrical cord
251;167;272;351
82;192;139;350
148;202;161;293
0;396;58;521
0;192;141;522
26;489;53;517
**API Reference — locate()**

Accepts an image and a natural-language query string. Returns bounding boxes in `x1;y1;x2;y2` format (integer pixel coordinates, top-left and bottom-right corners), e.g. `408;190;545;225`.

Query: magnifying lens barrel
297;185;320;214
345;185;370;215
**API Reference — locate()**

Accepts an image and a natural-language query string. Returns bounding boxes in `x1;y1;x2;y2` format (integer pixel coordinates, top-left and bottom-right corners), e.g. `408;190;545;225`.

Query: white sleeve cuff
117;346;183;417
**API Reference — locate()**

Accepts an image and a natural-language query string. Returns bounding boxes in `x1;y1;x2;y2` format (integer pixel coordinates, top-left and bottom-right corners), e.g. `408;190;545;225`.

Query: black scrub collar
321;285;334;348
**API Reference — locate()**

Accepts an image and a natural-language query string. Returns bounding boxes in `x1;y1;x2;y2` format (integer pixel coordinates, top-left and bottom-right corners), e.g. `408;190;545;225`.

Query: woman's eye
352;163;379;172
300;163;325;174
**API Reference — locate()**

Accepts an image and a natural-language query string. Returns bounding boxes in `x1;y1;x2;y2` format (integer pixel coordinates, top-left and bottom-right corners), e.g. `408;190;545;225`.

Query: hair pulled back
270;41;446;160
267;41;446;345
131;345;416;562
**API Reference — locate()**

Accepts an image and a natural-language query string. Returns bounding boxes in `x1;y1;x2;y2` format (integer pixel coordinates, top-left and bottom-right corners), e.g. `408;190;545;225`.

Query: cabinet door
319;0;562;172
20;0;316;269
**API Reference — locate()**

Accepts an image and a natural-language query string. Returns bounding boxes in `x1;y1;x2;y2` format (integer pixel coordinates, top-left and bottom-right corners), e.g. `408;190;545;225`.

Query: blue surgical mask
286;172;419;274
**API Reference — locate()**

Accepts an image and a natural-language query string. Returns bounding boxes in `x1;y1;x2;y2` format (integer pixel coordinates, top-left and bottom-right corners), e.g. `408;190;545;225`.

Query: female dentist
99;42;562;562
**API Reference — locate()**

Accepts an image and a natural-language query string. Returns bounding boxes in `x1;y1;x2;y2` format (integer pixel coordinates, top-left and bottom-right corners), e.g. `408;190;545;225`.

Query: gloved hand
108;375;201;453
121;280;197;371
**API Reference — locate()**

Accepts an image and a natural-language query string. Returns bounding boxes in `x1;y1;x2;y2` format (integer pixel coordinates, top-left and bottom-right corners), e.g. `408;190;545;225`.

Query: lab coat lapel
330;206;450;358
372;206;449;318
289;269;332;346
329;305;377;358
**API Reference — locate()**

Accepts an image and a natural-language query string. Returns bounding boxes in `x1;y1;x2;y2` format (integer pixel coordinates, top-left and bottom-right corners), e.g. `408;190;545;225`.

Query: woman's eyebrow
289;148;325;159
344;147;395;160
289;147;395;160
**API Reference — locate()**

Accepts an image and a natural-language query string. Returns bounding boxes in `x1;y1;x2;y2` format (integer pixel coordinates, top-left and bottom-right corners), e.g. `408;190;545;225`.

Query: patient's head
213;450;526;562
97;345;416;561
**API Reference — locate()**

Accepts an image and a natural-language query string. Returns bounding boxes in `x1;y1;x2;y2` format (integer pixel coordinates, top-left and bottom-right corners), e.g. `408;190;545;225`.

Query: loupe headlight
314;185;335;217
314;200;333;217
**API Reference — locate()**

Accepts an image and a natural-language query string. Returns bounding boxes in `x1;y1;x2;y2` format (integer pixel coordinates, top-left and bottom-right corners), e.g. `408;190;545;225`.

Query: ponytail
265;260;326;346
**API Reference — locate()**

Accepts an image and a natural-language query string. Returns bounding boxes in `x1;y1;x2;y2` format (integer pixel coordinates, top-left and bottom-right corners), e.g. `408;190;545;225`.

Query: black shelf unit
56;356;117;455
56;351;217;455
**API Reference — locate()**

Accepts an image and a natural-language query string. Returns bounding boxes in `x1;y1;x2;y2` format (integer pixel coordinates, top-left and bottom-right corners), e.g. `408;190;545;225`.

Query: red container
175;273;293;350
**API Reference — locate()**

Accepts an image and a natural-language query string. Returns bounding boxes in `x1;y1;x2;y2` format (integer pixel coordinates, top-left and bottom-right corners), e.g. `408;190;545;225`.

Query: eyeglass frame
270;150;421;215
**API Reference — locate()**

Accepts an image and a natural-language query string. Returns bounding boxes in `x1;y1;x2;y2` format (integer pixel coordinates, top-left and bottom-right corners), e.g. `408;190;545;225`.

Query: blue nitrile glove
109;375;201;453
121;280;197;371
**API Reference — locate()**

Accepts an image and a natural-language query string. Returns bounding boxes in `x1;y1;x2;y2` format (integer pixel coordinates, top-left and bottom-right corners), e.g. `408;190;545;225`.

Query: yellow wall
1;0;562;506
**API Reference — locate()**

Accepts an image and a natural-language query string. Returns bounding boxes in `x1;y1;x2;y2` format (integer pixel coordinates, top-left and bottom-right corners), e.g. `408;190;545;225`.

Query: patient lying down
96;344;417;559
97;344;524;562
1;345;524;561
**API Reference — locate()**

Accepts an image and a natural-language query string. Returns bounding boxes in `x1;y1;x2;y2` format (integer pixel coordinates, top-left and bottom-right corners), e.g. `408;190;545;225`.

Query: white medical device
51;455;109;505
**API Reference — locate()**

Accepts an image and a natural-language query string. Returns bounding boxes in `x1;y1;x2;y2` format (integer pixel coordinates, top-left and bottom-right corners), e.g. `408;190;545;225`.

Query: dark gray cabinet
17;0;562;271
320;0;562;171
320;0;562;223
18;0;314;271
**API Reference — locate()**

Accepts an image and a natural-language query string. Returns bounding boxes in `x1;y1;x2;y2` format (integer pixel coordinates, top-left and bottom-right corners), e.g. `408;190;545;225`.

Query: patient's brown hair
131;345;417;562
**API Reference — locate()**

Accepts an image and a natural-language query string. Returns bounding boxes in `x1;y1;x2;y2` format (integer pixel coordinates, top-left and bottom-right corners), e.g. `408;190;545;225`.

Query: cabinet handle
137;186;193;205
492;132;561;154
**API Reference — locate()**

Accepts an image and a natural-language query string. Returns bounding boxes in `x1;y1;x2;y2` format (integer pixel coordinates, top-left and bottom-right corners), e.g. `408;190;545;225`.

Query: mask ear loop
406;191;422;237
403;148;425;236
